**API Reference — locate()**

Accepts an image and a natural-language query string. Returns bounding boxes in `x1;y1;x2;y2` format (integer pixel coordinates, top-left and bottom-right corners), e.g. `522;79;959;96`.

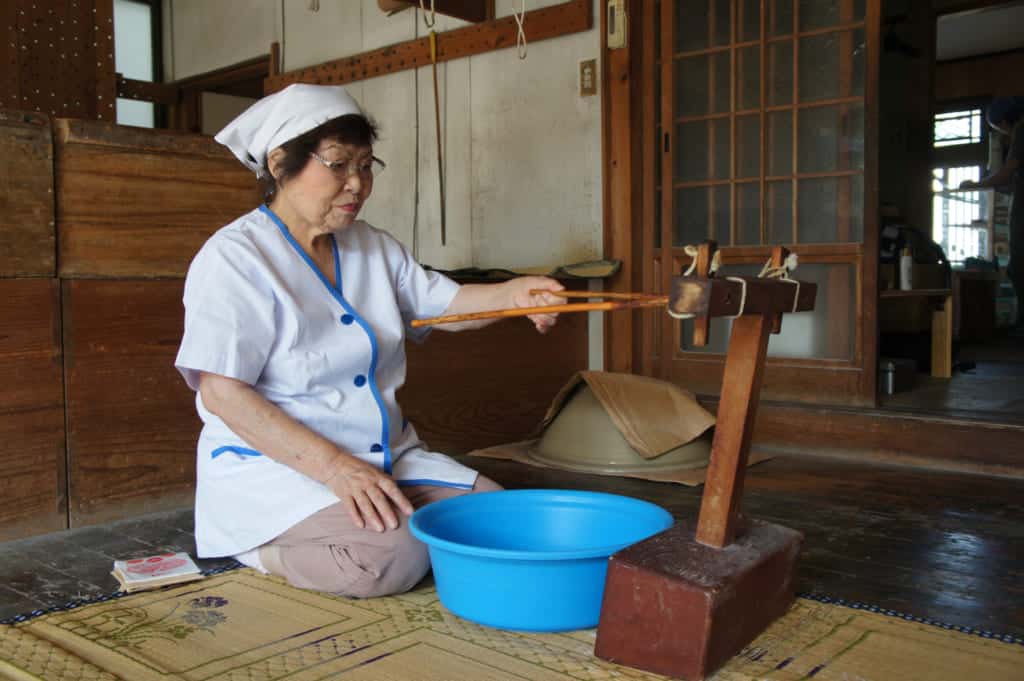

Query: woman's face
277;138;375;232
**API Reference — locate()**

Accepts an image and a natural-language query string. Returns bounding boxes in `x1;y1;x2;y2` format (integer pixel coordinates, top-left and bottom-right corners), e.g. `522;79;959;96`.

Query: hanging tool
420;0;446;246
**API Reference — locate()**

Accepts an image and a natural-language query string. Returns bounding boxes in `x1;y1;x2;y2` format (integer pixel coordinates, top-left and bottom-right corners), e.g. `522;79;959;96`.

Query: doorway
877;0;1024;422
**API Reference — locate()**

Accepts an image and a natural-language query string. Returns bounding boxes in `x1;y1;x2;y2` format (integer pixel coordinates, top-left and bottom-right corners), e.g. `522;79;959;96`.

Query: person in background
175;84;565;598
959;96;1024;325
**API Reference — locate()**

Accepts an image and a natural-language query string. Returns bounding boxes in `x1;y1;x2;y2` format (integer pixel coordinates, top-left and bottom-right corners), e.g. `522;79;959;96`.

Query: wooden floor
1;455;1022;641
880;333;1024;423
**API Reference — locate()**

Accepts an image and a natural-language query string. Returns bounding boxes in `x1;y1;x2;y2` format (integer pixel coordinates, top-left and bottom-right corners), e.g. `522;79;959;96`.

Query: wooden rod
410;297;668;328
528;289;663;300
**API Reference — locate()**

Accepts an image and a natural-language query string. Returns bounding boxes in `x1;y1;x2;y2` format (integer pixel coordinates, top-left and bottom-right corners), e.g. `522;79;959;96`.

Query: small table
879;288;953;378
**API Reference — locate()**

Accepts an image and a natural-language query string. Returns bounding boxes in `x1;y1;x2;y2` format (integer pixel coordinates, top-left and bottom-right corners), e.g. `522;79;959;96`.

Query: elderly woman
175;84;564;597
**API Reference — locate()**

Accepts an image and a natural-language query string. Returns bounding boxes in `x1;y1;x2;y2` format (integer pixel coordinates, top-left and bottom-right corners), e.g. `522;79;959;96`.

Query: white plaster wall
165;0;280;80
163;0;603;273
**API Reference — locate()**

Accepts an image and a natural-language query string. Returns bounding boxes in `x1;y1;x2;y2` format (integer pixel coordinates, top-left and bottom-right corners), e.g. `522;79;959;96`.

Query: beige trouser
258;475;502;598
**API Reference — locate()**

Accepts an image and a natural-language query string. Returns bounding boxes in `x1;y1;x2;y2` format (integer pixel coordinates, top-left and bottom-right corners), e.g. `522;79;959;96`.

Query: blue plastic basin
409;489;674;632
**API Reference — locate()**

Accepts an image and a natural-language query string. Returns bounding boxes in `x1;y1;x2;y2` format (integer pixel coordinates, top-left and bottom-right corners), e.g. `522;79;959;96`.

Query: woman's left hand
508;276;566;334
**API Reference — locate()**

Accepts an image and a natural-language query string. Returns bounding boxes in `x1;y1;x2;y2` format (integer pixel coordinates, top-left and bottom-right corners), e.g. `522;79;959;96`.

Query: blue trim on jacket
397;479;474;489
211;446;264;459
259;204;394;473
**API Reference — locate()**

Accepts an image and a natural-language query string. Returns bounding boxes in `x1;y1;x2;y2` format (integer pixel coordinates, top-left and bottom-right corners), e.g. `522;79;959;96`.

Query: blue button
340;314;354;325
370;444;383;453
354;374;367;387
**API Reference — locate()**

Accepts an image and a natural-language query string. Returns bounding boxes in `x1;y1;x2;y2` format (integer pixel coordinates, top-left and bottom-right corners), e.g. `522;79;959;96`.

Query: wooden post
931;293;953;378
690;240;718;347
694;313;771;548
769;246;788;334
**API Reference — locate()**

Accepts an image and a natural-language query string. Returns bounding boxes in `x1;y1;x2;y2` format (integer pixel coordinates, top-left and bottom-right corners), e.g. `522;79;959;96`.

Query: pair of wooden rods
409;290;668;328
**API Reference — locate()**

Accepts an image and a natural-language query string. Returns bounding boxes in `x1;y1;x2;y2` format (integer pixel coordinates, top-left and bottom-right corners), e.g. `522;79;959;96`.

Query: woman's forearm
433;276;566;332
976;158;1019;188
198;371;347;483
437;282;517;331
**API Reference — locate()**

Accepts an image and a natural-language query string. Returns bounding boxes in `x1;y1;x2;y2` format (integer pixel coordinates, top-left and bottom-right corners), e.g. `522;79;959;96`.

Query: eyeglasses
309;152;387;179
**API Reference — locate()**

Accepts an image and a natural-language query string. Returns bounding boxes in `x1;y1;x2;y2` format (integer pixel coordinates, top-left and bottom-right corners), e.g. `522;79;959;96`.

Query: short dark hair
259;113;380;203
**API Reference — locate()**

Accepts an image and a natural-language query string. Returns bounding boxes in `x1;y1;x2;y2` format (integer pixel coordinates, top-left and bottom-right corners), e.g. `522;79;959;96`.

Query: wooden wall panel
2;0;115;120
55;119;257;278
0;110;55;276
0;279;66;540
63;279;198;525
401;311;589;455
936;51;1024;102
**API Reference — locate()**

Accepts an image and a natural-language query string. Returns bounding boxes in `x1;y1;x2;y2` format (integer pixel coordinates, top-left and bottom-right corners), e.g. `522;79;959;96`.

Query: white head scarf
214;83;364;176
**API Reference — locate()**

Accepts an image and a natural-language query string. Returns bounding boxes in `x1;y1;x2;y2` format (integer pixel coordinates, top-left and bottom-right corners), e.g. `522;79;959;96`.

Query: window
933;109;983;147
932;166;988;263
931;106;989;264
114;0;160;128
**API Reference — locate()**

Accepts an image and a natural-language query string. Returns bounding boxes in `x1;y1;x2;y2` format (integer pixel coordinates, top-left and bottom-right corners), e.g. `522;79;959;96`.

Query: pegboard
264;0;591;93
3;0;116;120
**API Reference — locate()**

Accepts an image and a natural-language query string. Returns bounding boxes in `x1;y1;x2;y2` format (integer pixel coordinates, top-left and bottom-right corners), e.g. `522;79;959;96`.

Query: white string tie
419;0;436;28
726;276;749;318
513;0;528;59
758;254;801;313
681;244;722;276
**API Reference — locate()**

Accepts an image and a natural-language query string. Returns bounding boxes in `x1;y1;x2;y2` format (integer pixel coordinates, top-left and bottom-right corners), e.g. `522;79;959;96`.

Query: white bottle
899;247;913;291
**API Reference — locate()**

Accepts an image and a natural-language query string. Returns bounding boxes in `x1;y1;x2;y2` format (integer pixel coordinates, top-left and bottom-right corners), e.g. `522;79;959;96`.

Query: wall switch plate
580;59;597;97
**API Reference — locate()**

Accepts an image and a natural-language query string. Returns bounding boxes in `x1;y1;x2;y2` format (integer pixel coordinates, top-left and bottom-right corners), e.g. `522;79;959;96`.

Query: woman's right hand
320;454;414;532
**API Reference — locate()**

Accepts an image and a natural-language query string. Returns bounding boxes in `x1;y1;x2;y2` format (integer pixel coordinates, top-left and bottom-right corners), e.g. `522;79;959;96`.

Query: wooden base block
594;518;802;680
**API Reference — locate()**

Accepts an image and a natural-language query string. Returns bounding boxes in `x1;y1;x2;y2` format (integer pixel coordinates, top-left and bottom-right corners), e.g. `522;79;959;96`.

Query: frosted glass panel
798;30;866;103
737;114;761;179
677;0;732;52
711;185;731;245
737;46;760;111
767;180;793;243
676;53;731;116
769;0;794;36
799;0;865;31
798;175;864;242
797;104;865;173
675;187;710;246
674;185;731;246
736;182;761;245
768;42;793;106
740;0;761;42
676;118;730;181
680;263;856;360
768;111;793;175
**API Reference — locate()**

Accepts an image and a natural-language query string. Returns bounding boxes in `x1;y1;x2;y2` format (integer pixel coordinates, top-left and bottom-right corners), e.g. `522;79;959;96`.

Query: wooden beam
669;277;817;319
116;76;179;106
378;0;494;24
265;0;590;92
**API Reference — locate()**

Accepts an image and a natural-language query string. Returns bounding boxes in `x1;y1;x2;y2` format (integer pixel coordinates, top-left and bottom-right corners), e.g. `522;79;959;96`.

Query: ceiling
936;1;1024;61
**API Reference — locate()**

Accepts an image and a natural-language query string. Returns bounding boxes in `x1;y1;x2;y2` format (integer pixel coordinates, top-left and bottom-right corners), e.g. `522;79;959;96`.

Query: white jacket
175;205;477;557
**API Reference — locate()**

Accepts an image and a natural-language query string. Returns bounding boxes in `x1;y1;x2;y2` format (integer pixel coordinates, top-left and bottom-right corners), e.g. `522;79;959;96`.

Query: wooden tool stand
595;244;817;680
